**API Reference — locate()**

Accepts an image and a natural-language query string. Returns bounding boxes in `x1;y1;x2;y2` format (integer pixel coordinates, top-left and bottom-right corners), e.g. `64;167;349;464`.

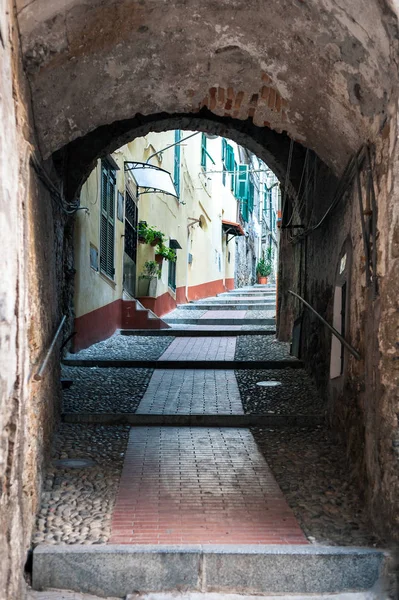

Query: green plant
137;222;164;246
155;244;177;262
256;256;272;277
145;226;164;246
139;260;161;279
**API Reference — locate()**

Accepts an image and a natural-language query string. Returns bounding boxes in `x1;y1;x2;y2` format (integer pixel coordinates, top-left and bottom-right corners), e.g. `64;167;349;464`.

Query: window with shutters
174;130;181;196
168;244;177;291
236;164;249;222
201;133;207;169
100;160;116;279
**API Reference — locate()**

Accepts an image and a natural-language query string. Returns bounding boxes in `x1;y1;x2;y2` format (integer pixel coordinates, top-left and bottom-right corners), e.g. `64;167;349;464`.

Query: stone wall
0;3;69;597
278;111;399;542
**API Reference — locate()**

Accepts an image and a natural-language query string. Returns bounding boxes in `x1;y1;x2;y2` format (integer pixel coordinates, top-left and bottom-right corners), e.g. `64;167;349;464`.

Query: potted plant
145;226;164;247
137;260;161;296
256;254;272;284
138;221;148;244
155;244;177;264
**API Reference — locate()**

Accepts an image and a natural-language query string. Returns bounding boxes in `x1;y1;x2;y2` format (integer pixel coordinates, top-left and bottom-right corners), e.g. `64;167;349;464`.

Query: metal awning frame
124;161;179;199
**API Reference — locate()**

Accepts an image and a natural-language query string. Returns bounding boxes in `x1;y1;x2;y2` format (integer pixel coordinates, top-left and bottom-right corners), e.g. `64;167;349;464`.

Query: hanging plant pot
258;276;268;284
155;254;164;265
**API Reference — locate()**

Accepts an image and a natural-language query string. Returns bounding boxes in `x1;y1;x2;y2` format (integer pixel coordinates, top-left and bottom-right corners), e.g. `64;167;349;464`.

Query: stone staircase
121;299;170;330
31;285;392;599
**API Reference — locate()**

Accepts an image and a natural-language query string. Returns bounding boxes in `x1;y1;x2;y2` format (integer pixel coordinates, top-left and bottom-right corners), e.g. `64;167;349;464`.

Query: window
100;160;116;278
168;244;177;291
174;130;181;196
201;133;207;169
236;164;249;222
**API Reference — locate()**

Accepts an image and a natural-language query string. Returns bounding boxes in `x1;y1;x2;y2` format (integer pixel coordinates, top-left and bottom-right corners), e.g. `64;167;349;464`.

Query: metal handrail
34;315;67;381
288;290;361;360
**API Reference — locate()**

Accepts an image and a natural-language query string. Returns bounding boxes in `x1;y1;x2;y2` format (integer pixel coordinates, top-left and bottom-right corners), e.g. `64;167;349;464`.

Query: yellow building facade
73;131;244;350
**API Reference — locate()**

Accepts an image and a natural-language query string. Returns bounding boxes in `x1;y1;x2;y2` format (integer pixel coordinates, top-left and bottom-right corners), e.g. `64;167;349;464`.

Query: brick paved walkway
159;336;236;361
136;369;243;415
109;427;308;545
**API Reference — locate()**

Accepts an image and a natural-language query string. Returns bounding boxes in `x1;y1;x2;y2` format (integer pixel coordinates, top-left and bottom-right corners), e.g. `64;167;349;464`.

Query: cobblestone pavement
245;310;275;319
236;369;324;415
109;427;307;545
62;367;153;413
253;427;380;547
32;425;129;546
68;334;174;361
160;336;236;360
235;336;294;361
136;370;243;415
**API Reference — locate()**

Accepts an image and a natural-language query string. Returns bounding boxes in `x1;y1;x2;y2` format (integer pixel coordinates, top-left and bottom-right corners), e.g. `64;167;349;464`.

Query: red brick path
109;427;307;545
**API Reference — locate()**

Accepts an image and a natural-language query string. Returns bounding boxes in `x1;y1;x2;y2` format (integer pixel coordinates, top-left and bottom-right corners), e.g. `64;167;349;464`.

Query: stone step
62;358;302;369
120;328;276;337
164;317;276;325
32;544;387;598
179;303;275;310
62;413;324;427
27;590;385;600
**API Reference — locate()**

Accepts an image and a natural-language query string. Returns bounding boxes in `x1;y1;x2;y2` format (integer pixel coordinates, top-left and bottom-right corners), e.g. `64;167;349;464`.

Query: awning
169;239;182;249
222;220;245;237
124;162;178;198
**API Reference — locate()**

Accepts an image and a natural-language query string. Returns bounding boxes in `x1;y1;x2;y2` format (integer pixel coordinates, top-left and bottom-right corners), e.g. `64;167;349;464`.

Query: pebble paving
235;369;324;415
253;427;380;547
32;425;129;546
68;334;174;361
235;335;294;361
62;366;152;413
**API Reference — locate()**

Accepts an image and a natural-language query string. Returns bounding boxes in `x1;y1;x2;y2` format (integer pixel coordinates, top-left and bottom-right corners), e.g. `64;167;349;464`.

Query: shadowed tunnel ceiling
17;0;398;194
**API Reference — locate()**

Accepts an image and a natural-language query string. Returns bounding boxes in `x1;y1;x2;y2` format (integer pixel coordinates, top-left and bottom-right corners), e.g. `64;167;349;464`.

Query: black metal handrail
34;315;67;381
288;290;361;360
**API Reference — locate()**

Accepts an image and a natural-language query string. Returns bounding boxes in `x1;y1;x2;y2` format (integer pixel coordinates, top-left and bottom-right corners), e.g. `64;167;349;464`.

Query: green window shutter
241;198;249;222
100;160;116;278
226;144;235;172
174;130;181;196
222;138;227;162
248;179;254;213
236;164;249;200
201;133;207;168
231;160;237;193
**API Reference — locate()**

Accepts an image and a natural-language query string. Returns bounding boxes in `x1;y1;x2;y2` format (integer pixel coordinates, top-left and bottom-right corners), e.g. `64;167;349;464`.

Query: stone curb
62;359;303;370
119;329;276;337
164;318;276;325
32;544;386;597
61;413;325;426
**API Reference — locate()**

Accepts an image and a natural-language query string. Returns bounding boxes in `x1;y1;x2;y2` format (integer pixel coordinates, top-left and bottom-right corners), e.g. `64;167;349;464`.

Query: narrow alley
31;286;382;597
2;2;399;598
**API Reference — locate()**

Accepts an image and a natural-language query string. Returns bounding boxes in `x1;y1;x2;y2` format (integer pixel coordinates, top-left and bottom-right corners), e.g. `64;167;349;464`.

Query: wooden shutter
236;164;249;200
100;161;116;278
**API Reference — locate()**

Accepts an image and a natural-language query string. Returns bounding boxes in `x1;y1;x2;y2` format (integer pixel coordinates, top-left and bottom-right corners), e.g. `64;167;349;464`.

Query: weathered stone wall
234;228;256;288
0;2;69;597
278;110;399;541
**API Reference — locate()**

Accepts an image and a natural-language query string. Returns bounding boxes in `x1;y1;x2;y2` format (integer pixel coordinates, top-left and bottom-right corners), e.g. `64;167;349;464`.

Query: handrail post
288;290;361;361
34;315;67;381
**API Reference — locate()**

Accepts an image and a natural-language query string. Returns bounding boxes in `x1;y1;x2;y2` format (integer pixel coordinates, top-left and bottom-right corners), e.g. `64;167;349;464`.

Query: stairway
121;299;170;330
31;285;390;598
